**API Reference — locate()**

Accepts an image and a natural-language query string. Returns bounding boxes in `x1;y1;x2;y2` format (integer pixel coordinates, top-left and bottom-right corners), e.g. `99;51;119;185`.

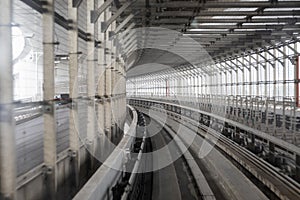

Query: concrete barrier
73;105;138;200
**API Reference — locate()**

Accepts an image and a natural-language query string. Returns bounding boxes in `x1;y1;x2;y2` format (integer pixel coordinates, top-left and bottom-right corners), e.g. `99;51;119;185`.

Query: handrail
129;97;300;154
73;104;138;200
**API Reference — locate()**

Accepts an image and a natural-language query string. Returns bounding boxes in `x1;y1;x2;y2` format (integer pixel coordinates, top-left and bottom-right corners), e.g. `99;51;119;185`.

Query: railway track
131;100;300;200
181;115;300;200
143;114;216;200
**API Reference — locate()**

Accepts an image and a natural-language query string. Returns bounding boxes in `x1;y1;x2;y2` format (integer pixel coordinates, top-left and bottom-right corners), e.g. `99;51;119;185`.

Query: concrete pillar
42;0;57;199
87;0;96;170
111;19;117;142
120;64;127;127
68;0;80;191
86;0;95;147
114;61;123;139
97;0;106;159
104;9;112;142
0;0;16;199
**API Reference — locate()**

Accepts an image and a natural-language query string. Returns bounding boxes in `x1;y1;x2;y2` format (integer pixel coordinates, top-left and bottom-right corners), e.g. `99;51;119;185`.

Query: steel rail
130;99;300;200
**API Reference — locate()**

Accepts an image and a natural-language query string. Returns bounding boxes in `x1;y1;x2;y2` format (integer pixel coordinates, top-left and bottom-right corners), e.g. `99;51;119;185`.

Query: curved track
134;104;277;200
146;115;200;200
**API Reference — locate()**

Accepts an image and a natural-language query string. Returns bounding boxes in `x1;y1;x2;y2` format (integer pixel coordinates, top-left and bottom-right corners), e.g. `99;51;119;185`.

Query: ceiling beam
153;1;300;8
189;24;299;30
195;10;300;17
155;11;195;17
193;18;300;24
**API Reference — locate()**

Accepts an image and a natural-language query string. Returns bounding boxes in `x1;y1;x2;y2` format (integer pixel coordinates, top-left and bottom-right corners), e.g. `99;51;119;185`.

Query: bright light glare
12;27;25;60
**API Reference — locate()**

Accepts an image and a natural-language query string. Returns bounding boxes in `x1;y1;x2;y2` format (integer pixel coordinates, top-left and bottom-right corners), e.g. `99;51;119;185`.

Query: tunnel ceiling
115;0;300;76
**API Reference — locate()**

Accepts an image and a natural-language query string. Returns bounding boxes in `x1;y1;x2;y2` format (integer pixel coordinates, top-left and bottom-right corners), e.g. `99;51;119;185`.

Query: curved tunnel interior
1;0;300;200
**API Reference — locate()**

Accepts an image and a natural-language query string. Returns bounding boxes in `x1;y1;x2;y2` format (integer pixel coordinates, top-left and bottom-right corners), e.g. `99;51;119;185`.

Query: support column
0;0;16;199
68;0;80;192
273;49;277;98
42;0;57;199
110;19;117;143
283;46;287;98
87;0;96;164
249;57;252;96
97;0;106;159
120;63;126;136
264;51;268;97
296;54;299;107
256;54;260;96
241;69;245;96
104;9;112;142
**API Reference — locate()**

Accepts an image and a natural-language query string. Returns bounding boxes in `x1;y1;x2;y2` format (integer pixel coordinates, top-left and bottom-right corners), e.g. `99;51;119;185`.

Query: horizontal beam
153;18;190;24
193;18;300;24
184;30;293;34
189;24;300;30
155;11;195;17
154;1;300;8
195;10;300;17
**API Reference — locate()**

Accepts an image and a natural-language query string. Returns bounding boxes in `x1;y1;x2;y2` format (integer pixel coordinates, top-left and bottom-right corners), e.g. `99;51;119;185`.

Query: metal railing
130;95;300;146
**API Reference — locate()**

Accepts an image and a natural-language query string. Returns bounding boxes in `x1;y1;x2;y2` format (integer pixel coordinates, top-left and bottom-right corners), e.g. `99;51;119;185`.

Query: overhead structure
114;0;300;73
1;0;300;199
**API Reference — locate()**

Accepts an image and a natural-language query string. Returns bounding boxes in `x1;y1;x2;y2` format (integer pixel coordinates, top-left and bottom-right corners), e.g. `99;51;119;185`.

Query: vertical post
249;57;252;96
111;19;116;142
273;49;276;98
296;56;299;107
283;46;287;98
42;0;57;199
68;0;80;191
104;9;112;143
0;0;16;199
230;70;234;96
97;0;106;159
225;71;228;96
242;58;245;96
256;54;259;96
236;69;239;96
87;0;96;167
264;52;268;97
114;60;120;136
121;62;126;127
241;69;245;96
